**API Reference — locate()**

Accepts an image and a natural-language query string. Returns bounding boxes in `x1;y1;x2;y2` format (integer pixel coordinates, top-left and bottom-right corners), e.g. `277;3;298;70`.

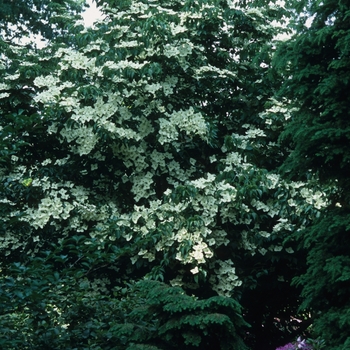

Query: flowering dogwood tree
0;0;327;348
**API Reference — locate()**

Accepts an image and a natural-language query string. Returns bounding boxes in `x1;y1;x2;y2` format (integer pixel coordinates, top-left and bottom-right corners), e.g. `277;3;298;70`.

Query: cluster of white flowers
161;75;178;96
4;73;20;81
144;82;162;95
158;118;179;144
104;59;147;71
300;188;327;210
251;199;272;213
1;0;330;303
259;97;296;121
227;0;241;9
211;259;242;296
0;230;24;256
265;173;280;189
240;230;257;254
246;8;265;19
131;172;155;202
272;218;292;233
0;82;10;99
189;241;213;264
158;107;207;144
34;75;60;88
33;74;76;105
170;22;187;35
60;126;99;156
0;82;9;90
163;41;193;58
244;125;266;138
195;65;237;79
221;152;244;171
228;126;266;152
34;86;61;104
21;187;74;229
59;49;97;71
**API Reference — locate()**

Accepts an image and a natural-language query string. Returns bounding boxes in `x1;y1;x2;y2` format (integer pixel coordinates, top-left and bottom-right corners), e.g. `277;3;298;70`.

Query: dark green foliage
124;281;249;350
0;263;249;350
276;0;350;188
0;0;86;43
292;209;350;348
276;0;350;348
1;0;330;349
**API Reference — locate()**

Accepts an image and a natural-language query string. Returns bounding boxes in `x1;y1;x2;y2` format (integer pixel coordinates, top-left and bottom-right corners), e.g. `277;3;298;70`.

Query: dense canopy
0;0;349;349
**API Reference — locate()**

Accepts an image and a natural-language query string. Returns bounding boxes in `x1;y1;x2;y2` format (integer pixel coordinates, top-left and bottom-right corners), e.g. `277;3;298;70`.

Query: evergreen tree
276;0;350;348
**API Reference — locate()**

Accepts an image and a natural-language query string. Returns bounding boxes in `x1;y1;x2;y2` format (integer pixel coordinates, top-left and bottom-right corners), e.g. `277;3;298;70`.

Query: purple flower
276;338;313;350
296;337;313;350
276;344;295;350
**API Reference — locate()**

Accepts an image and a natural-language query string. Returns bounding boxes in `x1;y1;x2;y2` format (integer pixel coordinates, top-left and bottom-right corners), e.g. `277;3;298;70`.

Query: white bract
0;0;325;298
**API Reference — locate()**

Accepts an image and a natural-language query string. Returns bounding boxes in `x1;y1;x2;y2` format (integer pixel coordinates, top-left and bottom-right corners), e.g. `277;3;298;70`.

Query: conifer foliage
276;0;350;348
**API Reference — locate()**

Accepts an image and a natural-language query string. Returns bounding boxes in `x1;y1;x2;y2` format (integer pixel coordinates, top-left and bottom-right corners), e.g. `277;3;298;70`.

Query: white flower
246;8;264;18
5;73;20;81
144;83;162;95
41;159;52;166
190;266;199;274
130;256;138;264
0;83;9;90
170;23;187;35
163;44;179;58
245;128;266;138
265;173;280;189
34;75;59;88
0;93;10;99
258;248;267;255
178;42;192;57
